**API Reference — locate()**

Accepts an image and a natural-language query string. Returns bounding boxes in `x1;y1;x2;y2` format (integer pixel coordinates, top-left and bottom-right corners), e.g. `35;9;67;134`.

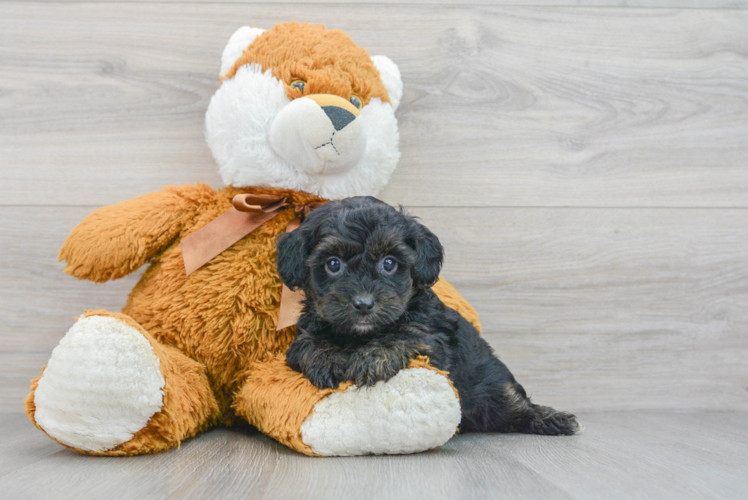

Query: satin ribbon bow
180;193;322;330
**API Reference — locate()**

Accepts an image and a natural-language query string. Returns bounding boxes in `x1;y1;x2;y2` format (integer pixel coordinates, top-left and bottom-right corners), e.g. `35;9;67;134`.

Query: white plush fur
300;368;461;456
34;315;165;452
205;64;400;200
371;55;403;112
220;26;265;78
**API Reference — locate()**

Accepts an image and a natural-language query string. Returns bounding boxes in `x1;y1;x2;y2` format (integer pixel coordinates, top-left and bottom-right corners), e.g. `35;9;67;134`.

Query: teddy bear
24;22;481;457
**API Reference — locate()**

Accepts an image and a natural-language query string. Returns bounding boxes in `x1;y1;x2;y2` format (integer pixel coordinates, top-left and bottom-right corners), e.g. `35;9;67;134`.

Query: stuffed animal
24;22;481;457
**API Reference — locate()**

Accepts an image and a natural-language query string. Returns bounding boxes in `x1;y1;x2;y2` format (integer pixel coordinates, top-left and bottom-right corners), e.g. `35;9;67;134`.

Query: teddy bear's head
205;23;403;200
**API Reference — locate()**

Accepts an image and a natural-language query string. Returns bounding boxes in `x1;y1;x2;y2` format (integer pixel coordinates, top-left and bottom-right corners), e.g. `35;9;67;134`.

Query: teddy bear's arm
59;184;214;282
432;277;482;333
235;354;460;456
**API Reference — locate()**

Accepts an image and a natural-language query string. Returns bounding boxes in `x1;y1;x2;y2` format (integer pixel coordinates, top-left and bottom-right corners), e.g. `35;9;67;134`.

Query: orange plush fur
224;23;390;107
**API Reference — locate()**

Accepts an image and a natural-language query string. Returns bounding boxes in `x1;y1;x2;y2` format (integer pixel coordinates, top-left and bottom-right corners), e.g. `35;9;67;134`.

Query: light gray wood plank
1;206;746;412
0;412;746;500
1;0;744;8
0;422;571;500
1;4;748;207
497;412;748;500
0;413;64;478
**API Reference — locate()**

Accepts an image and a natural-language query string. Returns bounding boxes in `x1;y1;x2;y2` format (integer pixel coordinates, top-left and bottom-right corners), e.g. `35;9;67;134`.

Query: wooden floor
1;0;748;498
1;411;746;499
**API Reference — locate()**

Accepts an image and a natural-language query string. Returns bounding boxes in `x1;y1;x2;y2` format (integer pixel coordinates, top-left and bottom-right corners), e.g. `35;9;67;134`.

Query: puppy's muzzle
269;93;367;176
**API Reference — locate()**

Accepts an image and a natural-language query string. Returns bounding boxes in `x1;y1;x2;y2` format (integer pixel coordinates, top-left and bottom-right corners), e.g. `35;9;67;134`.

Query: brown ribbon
181;194;291;276
180;193;322;331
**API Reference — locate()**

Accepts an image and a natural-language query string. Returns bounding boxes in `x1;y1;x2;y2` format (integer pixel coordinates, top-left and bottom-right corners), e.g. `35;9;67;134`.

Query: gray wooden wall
1;1;747;413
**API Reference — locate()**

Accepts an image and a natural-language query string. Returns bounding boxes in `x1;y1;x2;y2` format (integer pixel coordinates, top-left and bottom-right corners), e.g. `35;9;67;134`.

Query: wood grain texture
1;4;748;207
0;411;746;499
2;206;746;412
1;0;745;6
498;411;748;500
0;413;63;478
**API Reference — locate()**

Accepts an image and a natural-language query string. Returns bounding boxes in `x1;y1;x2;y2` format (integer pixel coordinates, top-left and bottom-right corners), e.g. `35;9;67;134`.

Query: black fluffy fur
277;197;579;435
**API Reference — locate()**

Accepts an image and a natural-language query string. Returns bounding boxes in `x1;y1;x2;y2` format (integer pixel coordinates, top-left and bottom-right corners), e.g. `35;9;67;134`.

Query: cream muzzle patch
270;94;366;176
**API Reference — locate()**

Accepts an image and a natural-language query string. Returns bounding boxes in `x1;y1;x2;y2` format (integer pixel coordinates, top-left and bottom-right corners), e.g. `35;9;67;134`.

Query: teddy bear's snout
269;94;367;176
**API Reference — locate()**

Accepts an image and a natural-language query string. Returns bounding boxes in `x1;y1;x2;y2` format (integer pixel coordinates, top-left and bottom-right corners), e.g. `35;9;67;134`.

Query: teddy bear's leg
234;354;462;456
25;310;219;456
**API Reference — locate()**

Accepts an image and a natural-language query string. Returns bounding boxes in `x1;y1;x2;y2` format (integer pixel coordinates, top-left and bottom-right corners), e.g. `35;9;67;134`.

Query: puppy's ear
410;219;444;288
276;229;309;290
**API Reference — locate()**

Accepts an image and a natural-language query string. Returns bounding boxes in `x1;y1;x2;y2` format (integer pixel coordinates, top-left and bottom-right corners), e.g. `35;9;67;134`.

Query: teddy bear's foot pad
300;367;461;456
33;315;165;452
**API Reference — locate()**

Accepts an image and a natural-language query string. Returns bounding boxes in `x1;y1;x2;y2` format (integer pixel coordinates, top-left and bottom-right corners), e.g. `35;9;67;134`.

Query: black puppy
277;197;578;435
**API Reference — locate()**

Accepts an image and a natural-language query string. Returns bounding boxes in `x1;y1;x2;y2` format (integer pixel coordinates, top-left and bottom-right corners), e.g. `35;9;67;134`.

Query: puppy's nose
352;294;375;314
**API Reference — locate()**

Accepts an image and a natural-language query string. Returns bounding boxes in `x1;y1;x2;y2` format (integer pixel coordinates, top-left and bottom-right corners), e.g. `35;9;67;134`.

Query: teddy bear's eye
291;80;306;93
350;95;362;109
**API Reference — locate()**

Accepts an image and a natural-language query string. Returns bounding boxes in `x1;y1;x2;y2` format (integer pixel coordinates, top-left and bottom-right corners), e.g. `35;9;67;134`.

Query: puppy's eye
380;256;398;275
291;80;306;93
350;95;362;109
326;257;343;275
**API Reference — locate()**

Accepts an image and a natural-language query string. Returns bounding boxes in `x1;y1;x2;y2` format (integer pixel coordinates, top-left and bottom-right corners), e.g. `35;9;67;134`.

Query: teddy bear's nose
322;106;356;131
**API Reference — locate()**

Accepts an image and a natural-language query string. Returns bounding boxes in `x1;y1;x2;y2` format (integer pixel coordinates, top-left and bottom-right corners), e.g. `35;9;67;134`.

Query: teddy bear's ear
371;55;403;112
220;26;265;78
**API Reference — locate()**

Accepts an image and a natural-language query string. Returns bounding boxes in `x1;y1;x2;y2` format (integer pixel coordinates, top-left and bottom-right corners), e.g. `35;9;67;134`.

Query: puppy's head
277;197;443;335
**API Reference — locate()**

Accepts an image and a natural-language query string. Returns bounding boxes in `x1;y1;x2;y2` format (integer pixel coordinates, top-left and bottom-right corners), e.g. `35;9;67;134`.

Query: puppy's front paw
304;360;348;390
346;347;410;387
286;335;348;389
